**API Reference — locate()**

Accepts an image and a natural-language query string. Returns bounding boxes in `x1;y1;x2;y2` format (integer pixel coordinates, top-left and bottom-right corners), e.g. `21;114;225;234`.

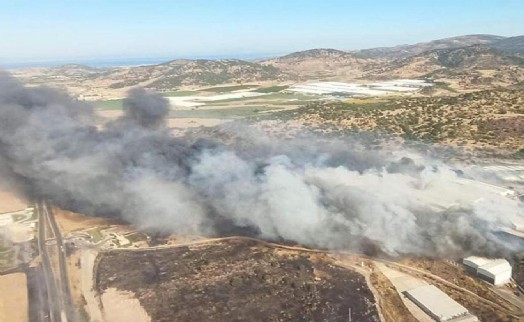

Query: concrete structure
463;257;512;285
476;259;512;285
462;256;491;270
404;285;477;322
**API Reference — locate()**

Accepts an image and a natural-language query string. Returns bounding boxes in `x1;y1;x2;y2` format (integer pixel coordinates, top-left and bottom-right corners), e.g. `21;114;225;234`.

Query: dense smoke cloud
1;71;523;257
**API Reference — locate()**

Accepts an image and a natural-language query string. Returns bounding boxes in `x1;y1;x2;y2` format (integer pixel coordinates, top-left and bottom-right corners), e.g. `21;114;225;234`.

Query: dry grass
0;273;28;322
368;267;418;322
0;188;26;213
53;208;115;234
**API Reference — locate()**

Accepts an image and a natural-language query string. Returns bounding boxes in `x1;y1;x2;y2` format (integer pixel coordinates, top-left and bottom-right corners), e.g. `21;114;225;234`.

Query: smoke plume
1;71;523;258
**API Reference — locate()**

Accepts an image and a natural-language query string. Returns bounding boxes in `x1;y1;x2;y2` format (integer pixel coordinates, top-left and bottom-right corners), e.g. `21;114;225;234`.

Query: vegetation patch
200;85;259;92
92;99;124;110
170;106;283;119
253;85;289;93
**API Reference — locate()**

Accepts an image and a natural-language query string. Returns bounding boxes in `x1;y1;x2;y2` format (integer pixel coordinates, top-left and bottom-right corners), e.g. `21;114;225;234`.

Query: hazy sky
0;0;523;62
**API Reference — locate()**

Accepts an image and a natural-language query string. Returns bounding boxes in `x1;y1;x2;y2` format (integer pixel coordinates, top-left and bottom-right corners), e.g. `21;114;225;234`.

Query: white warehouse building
463;257;512;285
404;285;478;322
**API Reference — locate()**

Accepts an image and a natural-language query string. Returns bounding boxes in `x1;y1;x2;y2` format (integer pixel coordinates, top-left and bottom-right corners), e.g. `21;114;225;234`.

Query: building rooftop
463;256;492;268
405;285;470;321
477;259;512;275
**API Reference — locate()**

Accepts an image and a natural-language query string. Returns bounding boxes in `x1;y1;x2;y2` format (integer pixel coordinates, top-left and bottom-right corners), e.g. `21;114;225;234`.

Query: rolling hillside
9;34;524;99
490;35;524;57
354;34;505;60
367;45;524;89
106;59;285;90
262;48;376;79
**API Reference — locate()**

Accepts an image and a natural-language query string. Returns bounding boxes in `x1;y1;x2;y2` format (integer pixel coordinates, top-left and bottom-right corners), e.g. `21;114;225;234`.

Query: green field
11;214;26;222
0;249;13;260
200;84;258;92
170;105;284;119
161;90;201;96
86;228;104;242
93;89;318;116
92;99;124;110
199;92;319;106
125;232;148;243
253;85;289;93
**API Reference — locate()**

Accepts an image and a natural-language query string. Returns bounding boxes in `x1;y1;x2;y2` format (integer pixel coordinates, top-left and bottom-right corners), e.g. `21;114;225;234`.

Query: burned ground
96;239;380;322
514;254;524;290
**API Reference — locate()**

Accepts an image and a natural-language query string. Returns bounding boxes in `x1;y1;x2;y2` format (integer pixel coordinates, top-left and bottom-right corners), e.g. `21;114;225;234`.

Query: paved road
37;201;62;322
27;266;51;322
44;203;76;322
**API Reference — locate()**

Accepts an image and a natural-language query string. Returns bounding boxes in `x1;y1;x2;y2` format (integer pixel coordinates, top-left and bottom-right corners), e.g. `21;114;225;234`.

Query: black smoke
1;71;523;258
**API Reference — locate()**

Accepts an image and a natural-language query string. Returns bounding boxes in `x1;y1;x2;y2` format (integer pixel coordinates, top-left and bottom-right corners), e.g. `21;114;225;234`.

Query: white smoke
0;71;523;258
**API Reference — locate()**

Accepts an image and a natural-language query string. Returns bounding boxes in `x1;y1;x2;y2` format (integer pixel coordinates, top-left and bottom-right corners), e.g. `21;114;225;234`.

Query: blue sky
0;0;522;62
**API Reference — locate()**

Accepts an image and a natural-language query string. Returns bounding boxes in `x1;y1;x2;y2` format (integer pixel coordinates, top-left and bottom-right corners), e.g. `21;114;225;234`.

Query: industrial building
404;285;478;321
463;257;512;285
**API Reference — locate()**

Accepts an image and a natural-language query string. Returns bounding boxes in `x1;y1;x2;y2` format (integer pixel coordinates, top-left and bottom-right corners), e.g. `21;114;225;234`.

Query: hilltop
262;48;376;79
105;59;284;90
10;59;287;99
490;35;524;57
367;45;524;90
354;34;505;60
8;34;524;98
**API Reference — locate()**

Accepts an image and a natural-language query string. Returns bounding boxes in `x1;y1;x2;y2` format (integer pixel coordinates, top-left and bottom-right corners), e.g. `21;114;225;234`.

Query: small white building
463;257;512;285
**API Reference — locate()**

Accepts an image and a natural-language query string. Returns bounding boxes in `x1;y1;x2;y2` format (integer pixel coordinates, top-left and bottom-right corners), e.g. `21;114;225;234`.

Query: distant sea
0;53;282;69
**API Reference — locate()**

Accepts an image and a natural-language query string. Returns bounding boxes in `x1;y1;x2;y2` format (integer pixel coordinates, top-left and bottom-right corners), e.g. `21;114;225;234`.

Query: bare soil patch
0;272;28;322
101;288;151;322
0;188;26;213
53;208;116;234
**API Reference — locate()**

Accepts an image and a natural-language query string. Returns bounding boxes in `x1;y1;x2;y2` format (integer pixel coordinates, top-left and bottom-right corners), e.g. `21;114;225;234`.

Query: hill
97;59;284;90
9;34;524;99
261;88;524;154
355;34;505;60
10;59;287;99
490;35;524;57
262;48;376;80
367;45;524;90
